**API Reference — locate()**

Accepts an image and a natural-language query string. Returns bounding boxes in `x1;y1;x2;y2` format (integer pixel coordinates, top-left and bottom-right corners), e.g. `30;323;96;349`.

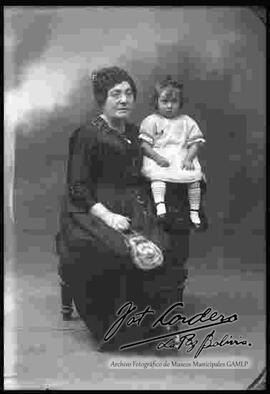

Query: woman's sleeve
67;127;98;211
185;117;206;148
138;116;156;147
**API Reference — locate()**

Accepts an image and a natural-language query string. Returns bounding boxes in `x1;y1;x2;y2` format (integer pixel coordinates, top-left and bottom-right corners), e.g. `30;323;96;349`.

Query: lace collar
91;116;132;144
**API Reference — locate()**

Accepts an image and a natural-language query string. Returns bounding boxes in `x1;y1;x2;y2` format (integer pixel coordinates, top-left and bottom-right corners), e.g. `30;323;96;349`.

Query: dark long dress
57;116;204;352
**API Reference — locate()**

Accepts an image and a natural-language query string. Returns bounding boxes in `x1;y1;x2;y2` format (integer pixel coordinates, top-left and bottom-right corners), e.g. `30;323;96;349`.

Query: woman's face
102;81;135;121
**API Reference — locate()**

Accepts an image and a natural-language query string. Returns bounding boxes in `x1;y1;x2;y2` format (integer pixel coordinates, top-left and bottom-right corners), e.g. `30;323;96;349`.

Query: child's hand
182;159;195;170
157;157;170;167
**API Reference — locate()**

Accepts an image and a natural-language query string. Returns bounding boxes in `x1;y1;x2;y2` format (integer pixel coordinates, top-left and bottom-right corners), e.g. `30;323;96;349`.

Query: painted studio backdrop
4;6;265;390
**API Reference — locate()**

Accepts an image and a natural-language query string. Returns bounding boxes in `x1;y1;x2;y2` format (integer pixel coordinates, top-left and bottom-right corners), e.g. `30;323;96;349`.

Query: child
139;76;205;228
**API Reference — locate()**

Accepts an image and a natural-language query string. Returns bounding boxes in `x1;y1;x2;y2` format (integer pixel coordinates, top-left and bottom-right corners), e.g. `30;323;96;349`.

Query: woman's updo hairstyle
151;75;184;110
91;66;137;107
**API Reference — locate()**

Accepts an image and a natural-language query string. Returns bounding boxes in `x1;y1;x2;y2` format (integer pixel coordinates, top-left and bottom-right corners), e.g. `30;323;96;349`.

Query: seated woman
56;66;207;353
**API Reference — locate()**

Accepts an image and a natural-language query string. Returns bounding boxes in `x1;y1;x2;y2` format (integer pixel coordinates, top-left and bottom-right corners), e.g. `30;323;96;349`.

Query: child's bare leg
188;181;201;226
151;181;166;216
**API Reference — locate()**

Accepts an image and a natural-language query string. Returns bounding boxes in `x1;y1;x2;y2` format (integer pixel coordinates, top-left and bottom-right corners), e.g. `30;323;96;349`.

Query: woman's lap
57;182;195;348
60;222;189;337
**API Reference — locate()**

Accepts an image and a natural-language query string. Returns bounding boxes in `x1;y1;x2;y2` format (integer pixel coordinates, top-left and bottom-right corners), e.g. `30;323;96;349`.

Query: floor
4;230;266;390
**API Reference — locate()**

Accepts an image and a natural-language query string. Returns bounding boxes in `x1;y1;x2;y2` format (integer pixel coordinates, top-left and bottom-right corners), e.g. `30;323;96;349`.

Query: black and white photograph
4;5;266;390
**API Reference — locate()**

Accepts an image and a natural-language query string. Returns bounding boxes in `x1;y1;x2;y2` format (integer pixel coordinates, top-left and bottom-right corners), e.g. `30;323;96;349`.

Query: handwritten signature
103;301;252;357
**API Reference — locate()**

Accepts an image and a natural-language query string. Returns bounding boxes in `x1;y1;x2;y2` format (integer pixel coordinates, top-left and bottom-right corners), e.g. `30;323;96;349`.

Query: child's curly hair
91;66;137;107
151;75;184;110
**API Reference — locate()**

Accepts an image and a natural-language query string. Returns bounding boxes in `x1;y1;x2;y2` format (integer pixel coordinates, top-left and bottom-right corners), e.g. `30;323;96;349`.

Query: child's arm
141;141;170;167
182;116;205;170
182;141;203;170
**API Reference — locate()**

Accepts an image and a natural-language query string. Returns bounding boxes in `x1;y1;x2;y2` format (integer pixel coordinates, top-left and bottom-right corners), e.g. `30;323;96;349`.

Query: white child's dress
139;113;205;183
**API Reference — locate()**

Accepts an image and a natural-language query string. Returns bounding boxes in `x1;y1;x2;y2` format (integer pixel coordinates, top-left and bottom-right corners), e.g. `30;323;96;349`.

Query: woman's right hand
103;212;131;232
90;202;130;231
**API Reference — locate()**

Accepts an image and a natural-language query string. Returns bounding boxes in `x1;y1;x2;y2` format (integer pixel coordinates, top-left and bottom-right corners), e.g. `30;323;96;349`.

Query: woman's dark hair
91;66;137;107
151;75;184;110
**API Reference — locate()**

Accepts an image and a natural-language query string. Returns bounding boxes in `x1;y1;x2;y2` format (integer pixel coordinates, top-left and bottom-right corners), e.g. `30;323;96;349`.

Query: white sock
190;210;200;225
151;181;166;216
156;202;166;216
188;182;201;225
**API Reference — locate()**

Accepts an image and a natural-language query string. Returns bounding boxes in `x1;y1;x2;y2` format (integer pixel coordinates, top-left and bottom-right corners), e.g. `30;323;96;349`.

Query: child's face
157;88;181;119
